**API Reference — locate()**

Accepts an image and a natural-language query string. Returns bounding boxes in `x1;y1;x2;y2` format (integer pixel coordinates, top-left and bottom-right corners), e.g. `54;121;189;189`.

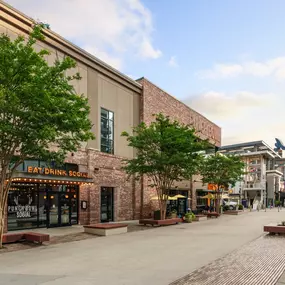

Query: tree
199;153;245;213
122;113;208;219
0;26;94;247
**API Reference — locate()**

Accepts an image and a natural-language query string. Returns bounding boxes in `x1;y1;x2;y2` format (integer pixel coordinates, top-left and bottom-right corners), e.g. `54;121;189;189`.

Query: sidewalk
171;235;285;285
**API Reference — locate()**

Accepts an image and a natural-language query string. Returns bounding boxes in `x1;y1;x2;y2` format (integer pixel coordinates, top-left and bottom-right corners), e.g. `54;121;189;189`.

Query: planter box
264;224;285;235
224;210;243;215
139;218;182;226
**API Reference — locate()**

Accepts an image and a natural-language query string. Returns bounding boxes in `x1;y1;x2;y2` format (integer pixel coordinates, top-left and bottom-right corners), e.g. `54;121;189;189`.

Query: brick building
1;2;221;233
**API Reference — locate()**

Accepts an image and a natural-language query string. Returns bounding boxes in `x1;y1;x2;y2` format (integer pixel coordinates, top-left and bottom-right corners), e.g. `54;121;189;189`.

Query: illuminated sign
27;166;89;178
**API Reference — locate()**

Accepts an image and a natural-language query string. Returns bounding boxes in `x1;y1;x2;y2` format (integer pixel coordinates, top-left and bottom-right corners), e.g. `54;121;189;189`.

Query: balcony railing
243;182;265;190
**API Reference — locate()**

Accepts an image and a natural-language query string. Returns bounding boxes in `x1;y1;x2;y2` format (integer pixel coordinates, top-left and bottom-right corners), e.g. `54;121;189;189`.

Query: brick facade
137;78;221;213
137;78;221;146
65;149;141;224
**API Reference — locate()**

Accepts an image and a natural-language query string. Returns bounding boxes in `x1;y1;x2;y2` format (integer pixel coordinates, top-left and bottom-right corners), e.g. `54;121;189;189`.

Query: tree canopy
199;153;245;212
200;153;245;190
122;113;209;219
0;25;94;247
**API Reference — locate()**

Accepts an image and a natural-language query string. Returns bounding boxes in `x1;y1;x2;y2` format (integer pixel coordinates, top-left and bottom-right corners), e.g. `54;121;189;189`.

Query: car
223;200;237;210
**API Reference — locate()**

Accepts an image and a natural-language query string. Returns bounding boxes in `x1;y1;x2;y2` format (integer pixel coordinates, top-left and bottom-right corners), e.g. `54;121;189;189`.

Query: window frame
100;107;114;154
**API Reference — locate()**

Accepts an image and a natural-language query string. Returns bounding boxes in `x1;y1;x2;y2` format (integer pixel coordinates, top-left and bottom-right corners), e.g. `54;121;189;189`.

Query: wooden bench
264;224;285;235
3;232;49;245
224;210;242;215
139;218;182;226
24;232;50;244
194;215;207;222
207;212;220;218
2;233;25;244
84;223;128;236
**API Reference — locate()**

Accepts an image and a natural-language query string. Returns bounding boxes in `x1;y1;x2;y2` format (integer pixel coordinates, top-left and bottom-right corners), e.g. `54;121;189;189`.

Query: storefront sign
8;196;36;218
27;166;89;178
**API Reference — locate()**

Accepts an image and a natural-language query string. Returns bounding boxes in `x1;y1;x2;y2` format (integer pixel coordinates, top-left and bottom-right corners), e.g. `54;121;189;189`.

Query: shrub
184;212;192;223
275;200;281;206
223;205;230;211
238;204;243;210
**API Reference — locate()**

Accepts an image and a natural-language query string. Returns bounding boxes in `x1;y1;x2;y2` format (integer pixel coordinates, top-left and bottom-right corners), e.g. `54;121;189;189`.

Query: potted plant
184;212;192;223
238;204;243;210
171;209;177;218
223;205;230;212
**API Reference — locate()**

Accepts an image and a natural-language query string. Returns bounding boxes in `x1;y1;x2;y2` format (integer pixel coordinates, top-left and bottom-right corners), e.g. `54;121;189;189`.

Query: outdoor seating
3;232;50;244
24;232;50;244
206;212;220;218
264;224;285;235
139;218;182;226
84;223;128;236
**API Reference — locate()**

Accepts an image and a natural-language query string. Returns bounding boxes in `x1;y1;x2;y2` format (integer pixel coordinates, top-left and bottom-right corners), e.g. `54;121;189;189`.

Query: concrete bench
139;218;182;226
207;212;220;218
194;215;207;222
84;223;128;236
24;232;50;244
264;224;285;235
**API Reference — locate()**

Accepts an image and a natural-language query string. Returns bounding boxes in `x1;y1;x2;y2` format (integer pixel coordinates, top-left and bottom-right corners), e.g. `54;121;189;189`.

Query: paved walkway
171;235;285;285
0;209;284;285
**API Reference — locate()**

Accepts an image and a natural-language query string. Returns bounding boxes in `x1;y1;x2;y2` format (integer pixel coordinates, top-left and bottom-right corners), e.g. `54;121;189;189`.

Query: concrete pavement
0;209;284;285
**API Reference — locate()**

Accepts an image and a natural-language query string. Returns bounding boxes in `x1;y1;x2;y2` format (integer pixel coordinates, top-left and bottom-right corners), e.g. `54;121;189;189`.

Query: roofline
220;140;264;150
219;140;281;158
1;1;142;92
137;77;221;129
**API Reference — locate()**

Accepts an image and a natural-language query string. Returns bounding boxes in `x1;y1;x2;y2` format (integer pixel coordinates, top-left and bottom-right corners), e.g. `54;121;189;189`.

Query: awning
150;195;177;201
173;194;186;199
201;194;215;199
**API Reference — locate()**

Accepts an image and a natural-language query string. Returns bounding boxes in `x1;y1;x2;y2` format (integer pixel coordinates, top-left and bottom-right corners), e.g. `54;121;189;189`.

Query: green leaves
199;153;245;190
122;113;208;187
0;25;94;167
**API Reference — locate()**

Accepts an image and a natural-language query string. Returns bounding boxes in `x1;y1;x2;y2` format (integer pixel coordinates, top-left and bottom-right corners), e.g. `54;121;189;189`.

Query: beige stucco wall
0;16;140;159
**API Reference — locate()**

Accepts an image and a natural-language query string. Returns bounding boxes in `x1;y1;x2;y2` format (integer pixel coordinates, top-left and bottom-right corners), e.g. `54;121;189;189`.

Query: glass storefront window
8;185;38;231
8;183;79;231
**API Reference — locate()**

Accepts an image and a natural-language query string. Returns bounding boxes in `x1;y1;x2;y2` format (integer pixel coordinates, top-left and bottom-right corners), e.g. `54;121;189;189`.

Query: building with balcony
219;141;283;208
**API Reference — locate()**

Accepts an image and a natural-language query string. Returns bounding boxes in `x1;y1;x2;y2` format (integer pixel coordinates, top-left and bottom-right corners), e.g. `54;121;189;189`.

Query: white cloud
168;56;178;67
6;0;162;70
185;90;283;147
185;90;274;120
197;57;285;80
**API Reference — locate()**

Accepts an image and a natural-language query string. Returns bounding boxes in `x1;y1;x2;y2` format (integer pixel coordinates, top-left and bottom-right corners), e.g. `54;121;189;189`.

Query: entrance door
47;192;71;227
101;187;114;222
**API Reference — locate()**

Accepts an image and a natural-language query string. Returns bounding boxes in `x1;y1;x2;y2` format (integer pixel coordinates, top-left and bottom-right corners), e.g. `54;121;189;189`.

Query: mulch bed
0;223;154;254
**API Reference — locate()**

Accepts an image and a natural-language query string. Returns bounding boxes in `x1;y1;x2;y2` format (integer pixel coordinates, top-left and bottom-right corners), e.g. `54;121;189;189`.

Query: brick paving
170;235;285;285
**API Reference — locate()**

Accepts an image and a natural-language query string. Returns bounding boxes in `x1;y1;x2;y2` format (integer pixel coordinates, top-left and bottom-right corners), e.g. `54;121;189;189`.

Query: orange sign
208;184;218;191
27;166;89;178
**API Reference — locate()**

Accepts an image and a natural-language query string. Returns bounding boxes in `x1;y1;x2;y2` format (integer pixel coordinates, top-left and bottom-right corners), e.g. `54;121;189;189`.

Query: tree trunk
160;200;167;220
0;207;4;249
0;176;10;249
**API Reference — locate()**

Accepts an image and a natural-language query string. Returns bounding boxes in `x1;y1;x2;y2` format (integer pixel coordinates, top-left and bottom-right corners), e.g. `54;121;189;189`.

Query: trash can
154;210;161;220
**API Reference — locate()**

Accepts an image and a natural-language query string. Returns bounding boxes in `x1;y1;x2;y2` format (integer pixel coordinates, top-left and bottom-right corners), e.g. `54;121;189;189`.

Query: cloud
6;0;162;70
197;57;285;80
185;90;283;147
185;90;275;120
168;56;178;67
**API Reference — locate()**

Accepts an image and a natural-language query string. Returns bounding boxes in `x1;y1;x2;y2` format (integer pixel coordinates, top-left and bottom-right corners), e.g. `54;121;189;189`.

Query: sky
5;0;285;148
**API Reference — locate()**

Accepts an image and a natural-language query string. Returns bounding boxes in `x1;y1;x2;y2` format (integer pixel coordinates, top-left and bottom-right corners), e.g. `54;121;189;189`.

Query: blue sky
5;0;285;147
